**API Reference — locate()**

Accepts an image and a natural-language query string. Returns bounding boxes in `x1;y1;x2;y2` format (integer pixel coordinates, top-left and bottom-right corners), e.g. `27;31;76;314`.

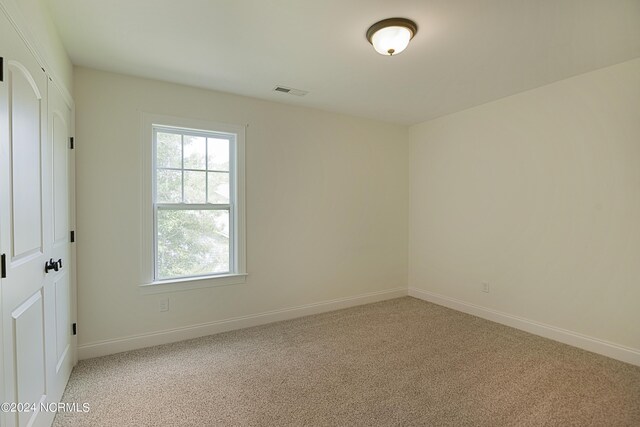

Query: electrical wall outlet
159;297;169;312
481;282;490;293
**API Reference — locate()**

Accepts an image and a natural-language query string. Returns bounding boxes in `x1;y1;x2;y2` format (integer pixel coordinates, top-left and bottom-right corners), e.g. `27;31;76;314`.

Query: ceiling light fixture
366;17;418;56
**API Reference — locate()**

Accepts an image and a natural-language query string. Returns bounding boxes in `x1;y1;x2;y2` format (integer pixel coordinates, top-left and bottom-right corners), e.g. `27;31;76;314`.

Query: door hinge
72;323;77;336
1;253;6;278
0;57;3;82
70;230;75;242
70;137;74;149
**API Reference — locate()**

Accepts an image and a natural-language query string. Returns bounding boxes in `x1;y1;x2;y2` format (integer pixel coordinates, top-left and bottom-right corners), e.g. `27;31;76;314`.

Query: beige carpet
54;297;640;426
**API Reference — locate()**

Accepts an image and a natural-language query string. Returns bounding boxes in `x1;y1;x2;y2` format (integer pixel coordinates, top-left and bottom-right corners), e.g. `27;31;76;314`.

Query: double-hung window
144;115;245;289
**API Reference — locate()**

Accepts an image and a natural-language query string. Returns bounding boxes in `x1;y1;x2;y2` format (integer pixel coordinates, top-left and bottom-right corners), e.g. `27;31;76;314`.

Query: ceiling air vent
273;86;308;97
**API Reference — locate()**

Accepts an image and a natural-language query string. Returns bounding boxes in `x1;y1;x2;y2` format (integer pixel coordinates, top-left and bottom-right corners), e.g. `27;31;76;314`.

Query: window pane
157;209;230;279
208;138;229;171
207;172;230;204
156;132;182;168
184;171;206;203
156;169;182;203
184;135;206;170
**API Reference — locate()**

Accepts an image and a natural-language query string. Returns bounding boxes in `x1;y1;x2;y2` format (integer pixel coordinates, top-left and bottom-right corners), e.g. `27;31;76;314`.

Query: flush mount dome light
366;17;418;56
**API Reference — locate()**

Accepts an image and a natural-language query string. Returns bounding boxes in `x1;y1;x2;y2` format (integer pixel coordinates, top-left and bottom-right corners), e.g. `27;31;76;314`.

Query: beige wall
409;58;640;351
74;67;408;347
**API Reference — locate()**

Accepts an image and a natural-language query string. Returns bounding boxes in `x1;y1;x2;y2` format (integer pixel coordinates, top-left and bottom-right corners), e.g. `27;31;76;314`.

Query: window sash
154;205;234;280
156;167;229;173
155;203;230;210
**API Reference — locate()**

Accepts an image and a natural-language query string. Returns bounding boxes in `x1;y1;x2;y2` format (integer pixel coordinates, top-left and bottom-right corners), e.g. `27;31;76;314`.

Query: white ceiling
45;0;640;125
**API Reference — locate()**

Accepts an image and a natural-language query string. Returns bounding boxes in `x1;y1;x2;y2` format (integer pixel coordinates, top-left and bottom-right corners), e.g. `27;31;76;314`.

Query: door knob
44;258;61;273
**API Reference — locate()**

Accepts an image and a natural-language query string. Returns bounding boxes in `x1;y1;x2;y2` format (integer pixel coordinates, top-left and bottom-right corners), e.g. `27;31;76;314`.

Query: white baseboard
78;287;408;360
79;286;640;367
408;287;640;367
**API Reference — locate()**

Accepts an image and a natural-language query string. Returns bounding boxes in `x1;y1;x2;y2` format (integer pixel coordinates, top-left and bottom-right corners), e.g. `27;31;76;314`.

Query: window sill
139;273;247;295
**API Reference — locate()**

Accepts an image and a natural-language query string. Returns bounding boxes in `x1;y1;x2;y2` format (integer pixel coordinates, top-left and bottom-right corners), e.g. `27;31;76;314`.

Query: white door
0;11;73;427
45;77;74;407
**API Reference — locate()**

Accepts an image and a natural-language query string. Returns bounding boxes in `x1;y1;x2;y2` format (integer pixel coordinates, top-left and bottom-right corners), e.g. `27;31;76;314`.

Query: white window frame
140;113;246;294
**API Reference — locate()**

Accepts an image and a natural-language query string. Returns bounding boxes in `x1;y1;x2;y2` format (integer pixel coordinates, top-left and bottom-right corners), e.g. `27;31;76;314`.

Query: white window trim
140;113;246;295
